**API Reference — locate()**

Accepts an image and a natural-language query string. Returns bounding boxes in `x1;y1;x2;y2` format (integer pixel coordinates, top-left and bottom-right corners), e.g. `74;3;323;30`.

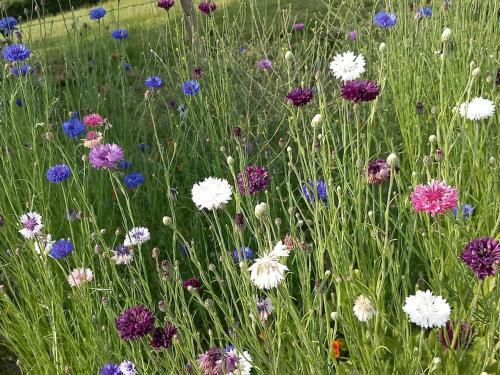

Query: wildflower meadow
0;0;499;374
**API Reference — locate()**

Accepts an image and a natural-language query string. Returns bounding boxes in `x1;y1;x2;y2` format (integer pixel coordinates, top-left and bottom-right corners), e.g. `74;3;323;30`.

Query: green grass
0;0;499;374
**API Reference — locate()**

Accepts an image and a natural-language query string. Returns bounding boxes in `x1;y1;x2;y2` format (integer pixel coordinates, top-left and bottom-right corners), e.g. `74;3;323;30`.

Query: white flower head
191;177;233;210
119;360;137;375
403;290;451;329
19;211;43;239
34;234;55;255
269;240;290;258
248;242;289;290
459;97;495;120
111;245;134;265
124;227;150;246
329;51;366;81
227;347;253;375
67;268;93;287
353;295;376;322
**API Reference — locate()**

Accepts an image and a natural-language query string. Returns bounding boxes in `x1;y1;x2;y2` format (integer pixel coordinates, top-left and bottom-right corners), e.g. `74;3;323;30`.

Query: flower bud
254;202;269;220
432;357;441;366
226;156;234;166
284;51;293;61
429;135;437;144
378;42;387;52
311;114;322;127
472;67;480;77
162;216;172;226
330;311;339;320
441;28;452;42
386;153;398;167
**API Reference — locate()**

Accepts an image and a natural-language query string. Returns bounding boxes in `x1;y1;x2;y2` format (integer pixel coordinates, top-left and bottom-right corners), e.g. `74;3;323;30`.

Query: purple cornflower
198;1;216;14
151;322;177;350
438;320;475;350
256;59;273;70
182;80;200;96
183;277;202;291
62;118;85;138
46;164;72;183
89;144;124;169
460;237;499;280
10;64;34;77
234;213;245;231
302;179;327;202
111;29;128;39
452;204;475;219
115;305;155;340
123;172;145;190
372;11;397;28
237;165;270;195
89;7;107;20
285;87;314;106
365;159;393;184
50;239;74;259
99;363;120;375
233;246;253;262
340;80;380;103
157;0;175;10
3;44;31;62
198;348;238;374
145;76;163;88
347;31;357;41
292;23;305;30
416;7;432;18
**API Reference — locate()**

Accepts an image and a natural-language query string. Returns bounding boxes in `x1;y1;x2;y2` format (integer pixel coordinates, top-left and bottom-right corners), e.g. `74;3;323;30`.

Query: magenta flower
151;322;177;350
89;143;124;169
157;0;175;10
285;87;314;106
237;165;270;195
256;59;273;70
83;113;105;127
460;237;499;280
410;180;458;216
115;305;155;341
183;277;202;291
341;80;380;103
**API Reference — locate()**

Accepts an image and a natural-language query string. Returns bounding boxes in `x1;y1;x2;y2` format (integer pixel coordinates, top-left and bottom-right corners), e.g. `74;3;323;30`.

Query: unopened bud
386;153;398;167
254;202;269;220
162;216;172;226
378;42;387;52
226;156;234;165
441;28;452;42
429;135;437;144
284;51;293;61
311;114;322;127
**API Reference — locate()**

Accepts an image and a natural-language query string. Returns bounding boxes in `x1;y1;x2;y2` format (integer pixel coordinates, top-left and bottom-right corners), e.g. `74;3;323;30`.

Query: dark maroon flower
496;68;500;86
157;0;175;10
198;1;216;14
416;101;424;115
237;165;270;195
151;322;177;350
192;67;204;79
340;80;380;103
234;212;245;231
365;159;393;184
232;126;242;139
460;237;499;279
183;277;202;290
438;320;475;349
198;347;238;374
285;87;314;106
115;305;155;341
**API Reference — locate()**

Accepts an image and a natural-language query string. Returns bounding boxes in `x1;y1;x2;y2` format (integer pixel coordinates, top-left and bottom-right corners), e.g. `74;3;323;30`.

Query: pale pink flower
83;113;105;127
68;268;94;287
410;180;458;216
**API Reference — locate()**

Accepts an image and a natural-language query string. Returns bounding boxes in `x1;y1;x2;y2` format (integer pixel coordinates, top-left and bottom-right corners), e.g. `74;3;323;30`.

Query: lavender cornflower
460;237;499;279
111;29;128;39
198;1;216;14
302;179;327;202
46;164;72;183
372;11;397;28
115;305;155;340
237;165;270;195
198;348;238;374
292;23;305;30
182;80;200;96
89;144;124;169
256;59;273;70
347;31;357;41
256;296;274;323
119;361;137;375
50;239;74;259
99;363;120;375
62;118;85;138
151;322;177;350
157;0;175;10
340;80;380;103
123;172;145;190
145;76;163;88
285;87;314;106
89;7;107;20
233;246;253;262
365;159;393;184
438;320;474;350
2;44;31;62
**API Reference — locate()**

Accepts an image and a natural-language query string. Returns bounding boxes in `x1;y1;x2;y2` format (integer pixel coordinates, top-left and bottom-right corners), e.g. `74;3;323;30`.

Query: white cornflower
67;268;93;287
119;360;137;375
19;211;43;239
248;242;290;290
111;245;134;265
191;177;233;210
124;227;150;246
329;51;366;81
459;97;495;120
353;295;376;322
34;234;54;255
403;290;450;329
227;347;253;375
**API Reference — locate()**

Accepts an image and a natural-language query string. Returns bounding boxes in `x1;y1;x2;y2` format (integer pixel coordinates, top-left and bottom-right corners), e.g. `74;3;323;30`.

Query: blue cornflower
118;160;133;169
99;363;121;375
453;204;475;219
145;76;163;88
62;118;85;138
70;111;80;120
123;172;145;189
179;243;189;256
122;62;133;71
233;246;253;262
0;17;18;35
302;179;327;203
46;164;72;183
111;28;128;39
10;64;34;77
182;80;200;96
2;44;31;62
373;11;397;28
417;7;432;18
50;239;74;259
15;98;23;107
89;7;107;20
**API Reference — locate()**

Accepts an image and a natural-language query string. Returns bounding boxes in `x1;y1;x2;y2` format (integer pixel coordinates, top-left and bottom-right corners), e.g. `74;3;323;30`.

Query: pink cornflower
89;143;124;169
410;180;458;216
68;268;93;287
83;131;103;148
83;113;105;127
